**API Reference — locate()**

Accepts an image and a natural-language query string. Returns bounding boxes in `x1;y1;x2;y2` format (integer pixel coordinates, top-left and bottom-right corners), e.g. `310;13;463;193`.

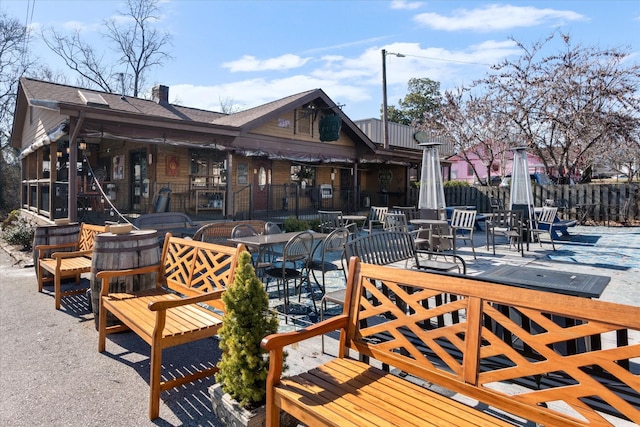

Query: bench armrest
97;265;162;296
35;241;78;254
262;315;349;387
52;249;93;259
261;314;349;351
147;290;225;311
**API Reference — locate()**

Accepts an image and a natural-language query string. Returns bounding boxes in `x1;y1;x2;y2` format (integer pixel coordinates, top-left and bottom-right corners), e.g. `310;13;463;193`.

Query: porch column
225;152;233;218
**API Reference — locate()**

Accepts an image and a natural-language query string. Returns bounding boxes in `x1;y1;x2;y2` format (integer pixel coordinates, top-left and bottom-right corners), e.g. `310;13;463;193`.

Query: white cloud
391;0;423;11
222;54;312;72
414;4;587;32
171;38;524;117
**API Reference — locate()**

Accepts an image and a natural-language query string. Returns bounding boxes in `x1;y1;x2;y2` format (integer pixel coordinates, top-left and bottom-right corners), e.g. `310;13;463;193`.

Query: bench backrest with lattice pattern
342;257;640;426
159;234;245;312
77;223;108;252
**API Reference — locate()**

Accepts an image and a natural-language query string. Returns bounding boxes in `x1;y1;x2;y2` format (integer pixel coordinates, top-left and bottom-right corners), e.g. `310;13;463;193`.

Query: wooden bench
192;220;267;245
345;230;466;274
132;212;198;238
95;234;245;419
262;257;640;427
36;223;107;309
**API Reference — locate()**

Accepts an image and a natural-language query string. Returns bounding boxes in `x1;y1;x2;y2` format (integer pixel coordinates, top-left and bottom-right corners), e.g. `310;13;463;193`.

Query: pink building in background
447;145;546;184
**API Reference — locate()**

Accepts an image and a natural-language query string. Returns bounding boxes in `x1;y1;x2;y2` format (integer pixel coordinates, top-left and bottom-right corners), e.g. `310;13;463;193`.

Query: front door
130;150;148;212
252;159;271;211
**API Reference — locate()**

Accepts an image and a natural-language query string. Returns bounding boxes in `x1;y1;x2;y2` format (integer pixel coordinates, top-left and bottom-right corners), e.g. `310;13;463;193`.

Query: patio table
480;264;609;298
480;265;615;357
228;231;329;273
409;219;448;252
341;214;367;231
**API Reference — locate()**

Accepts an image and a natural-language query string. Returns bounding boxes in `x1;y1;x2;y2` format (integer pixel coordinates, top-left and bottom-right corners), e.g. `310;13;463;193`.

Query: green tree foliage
216;251;280;409
386;77;441;127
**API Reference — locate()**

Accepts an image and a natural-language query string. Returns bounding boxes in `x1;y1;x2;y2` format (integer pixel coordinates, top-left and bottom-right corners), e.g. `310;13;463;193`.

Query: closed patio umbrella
418;142;446;220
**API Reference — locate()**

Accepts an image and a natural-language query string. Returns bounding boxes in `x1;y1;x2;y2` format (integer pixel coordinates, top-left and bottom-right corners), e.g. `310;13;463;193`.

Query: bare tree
0;12;28;150
41;0;172;97
219;96;242;114
600;130;640;180
41;28;117;93
0;13;30;213
104;0;172;97
478;33;640;182
423;87;515;184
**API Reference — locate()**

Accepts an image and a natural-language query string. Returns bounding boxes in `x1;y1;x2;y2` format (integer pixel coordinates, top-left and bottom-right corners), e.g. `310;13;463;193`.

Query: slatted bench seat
261;257;640;427
95;234;245;419
36;223;107;309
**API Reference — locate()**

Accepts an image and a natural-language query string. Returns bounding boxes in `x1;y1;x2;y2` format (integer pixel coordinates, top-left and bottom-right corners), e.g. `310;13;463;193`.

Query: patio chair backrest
450;209;477;231
391;206;419;221
322;227;350;255
383;212;409;233
231;224;260;239
283;231;314;263
537;206;558;225
488;209;522;229
264;222;282;235
369;206;388;223
366;206;388;231
318;210;343;233
490;197;504;211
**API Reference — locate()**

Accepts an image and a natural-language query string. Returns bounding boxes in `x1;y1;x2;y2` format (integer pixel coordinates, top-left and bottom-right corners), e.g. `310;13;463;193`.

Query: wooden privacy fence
445;183;640;224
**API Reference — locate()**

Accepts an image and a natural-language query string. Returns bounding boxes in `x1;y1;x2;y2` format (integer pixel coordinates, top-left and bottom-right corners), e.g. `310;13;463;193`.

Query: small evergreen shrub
216;251;280;409
283;216;310;232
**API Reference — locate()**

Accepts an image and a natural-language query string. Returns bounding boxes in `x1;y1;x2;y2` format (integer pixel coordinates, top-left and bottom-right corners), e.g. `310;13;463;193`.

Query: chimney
152;85;169;104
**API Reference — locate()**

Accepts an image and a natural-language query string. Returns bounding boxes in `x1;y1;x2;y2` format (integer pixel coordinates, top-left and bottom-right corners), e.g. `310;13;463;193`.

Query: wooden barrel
32;223;81;276
90;229;161;330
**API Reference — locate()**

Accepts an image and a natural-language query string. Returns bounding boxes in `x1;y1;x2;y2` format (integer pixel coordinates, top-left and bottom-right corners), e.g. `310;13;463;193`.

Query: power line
20;0;36;65
400;53;493;67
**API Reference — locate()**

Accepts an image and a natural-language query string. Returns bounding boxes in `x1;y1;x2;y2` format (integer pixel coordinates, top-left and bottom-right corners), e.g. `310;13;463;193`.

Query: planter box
209;383;298;427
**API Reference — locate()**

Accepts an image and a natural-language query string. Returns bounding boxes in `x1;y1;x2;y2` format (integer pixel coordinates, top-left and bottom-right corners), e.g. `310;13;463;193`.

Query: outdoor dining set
171;197;576;327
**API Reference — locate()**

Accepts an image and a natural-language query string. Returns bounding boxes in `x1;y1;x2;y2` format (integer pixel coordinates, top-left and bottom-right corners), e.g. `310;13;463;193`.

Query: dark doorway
252;159;271;211
130;150;148;212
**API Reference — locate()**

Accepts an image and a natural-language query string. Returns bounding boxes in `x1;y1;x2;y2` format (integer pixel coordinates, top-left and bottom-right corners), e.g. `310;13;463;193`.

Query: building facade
12;78;426;223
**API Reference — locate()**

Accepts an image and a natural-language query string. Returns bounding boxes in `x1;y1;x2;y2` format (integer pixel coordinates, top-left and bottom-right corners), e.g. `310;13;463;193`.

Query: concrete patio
1;225;638;426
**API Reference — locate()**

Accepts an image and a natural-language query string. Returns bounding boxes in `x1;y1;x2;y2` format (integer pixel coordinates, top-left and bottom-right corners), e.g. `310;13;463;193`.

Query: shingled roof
13;77;378;158
19;77;225;124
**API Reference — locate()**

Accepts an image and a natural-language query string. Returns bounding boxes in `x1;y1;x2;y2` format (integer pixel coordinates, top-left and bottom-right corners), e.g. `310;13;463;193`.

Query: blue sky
2;0;639;120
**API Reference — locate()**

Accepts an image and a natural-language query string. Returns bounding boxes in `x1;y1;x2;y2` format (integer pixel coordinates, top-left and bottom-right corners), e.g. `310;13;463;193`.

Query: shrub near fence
445;183;639;224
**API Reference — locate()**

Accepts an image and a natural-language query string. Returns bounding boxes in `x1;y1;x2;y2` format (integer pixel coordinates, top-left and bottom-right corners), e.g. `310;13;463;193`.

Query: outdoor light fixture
78;139;87;150
382;49;406;150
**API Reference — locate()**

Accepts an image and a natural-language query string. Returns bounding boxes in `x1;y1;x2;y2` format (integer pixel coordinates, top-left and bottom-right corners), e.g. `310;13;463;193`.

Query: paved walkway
1;225;637;426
